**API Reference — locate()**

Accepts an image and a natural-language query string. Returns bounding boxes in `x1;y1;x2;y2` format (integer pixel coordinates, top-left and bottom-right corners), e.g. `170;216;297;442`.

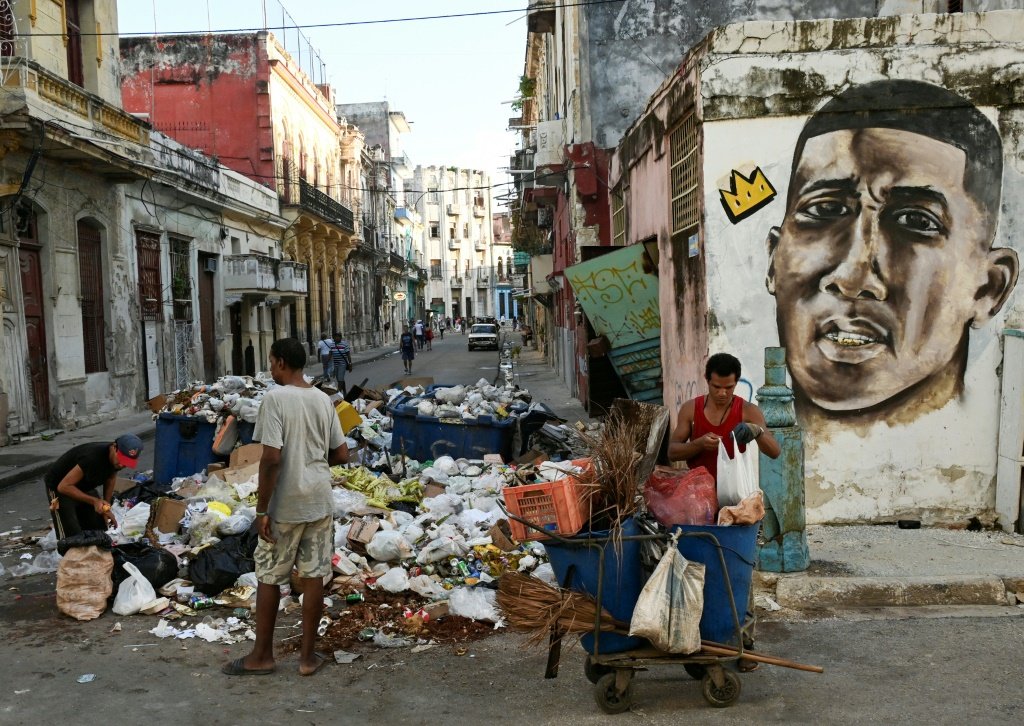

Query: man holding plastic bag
223;338;348;678
668;353;780;488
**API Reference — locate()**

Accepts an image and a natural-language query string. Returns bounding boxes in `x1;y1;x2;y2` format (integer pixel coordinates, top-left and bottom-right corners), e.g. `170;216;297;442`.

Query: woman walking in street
424;326;434;351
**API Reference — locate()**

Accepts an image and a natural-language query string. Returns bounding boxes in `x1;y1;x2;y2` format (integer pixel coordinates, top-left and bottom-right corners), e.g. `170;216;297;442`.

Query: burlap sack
56;545;114;621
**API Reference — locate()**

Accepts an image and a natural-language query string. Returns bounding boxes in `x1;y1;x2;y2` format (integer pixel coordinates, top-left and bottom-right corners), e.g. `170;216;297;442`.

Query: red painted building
120;32;363;350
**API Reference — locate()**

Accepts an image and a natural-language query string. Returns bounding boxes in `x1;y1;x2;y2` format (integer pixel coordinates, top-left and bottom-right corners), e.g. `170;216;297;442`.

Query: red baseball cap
115;434;144;468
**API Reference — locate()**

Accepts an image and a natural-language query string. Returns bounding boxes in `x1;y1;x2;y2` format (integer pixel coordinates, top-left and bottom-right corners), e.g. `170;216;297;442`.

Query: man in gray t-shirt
223;338;347;678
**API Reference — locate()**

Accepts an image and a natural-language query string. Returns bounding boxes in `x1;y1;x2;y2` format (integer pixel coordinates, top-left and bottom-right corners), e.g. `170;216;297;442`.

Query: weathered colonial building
0;0;152;438
414;165;495;322
120;32;361;356
610;9;1024;528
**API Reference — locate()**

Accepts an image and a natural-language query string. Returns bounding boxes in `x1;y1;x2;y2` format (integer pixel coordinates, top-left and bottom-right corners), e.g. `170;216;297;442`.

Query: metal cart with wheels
504;508;756;713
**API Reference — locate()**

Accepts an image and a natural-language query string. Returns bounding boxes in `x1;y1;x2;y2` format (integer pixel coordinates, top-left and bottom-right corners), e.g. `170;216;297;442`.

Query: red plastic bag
644;466;717;526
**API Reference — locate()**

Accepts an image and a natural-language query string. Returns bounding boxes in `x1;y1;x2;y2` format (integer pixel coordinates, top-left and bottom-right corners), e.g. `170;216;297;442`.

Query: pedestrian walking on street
223;338;348;678
438;321;445;340
400;325;416;374
413;319;425;350
44;434;143;539
316;333;332;379
424;326;434;351
329;332;352;396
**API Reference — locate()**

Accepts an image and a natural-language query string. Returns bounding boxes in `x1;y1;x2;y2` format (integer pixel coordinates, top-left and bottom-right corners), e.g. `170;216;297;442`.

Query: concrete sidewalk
755;524;1024;615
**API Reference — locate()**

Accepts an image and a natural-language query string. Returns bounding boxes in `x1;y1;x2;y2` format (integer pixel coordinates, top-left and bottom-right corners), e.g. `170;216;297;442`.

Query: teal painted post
756;347;810;572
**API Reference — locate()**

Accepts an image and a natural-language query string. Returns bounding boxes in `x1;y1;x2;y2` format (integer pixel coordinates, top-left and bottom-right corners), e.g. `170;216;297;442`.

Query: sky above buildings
116;0;525;204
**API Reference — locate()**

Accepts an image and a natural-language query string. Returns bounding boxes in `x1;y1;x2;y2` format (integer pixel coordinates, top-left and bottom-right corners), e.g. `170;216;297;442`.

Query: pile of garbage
157;375;271;423
9;444;559;651
398;379;533;421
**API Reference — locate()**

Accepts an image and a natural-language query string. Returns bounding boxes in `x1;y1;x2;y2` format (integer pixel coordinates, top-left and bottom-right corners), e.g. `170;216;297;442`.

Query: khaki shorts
254;515;333;586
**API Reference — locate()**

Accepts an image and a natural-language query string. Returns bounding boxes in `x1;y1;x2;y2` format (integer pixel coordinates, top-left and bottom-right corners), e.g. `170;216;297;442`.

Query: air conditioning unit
203;257;218;273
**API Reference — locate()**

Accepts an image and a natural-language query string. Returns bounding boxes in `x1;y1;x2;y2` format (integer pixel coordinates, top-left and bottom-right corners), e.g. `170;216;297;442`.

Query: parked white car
467;323;500;351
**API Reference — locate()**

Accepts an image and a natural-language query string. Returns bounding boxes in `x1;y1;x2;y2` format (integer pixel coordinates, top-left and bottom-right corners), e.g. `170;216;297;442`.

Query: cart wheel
684;663;707;681
702;670;742;708
594;672;634;714
584;656;614;684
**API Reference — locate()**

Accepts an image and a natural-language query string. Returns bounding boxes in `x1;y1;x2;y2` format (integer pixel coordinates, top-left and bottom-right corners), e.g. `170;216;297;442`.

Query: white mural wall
696;18;1024;525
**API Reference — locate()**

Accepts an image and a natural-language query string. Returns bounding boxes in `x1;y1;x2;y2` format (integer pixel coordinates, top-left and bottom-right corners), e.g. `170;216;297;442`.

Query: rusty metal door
18;245;48;423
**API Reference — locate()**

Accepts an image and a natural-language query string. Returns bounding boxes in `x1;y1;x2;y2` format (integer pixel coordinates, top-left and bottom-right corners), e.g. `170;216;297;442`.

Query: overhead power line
13;0;625;38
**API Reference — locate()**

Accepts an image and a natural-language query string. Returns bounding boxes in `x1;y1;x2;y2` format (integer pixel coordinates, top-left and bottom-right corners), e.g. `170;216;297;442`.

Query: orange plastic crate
504;459;592;542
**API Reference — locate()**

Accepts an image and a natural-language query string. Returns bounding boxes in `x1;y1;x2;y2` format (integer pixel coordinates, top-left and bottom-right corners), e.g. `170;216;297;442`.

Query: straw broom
497;572;628;644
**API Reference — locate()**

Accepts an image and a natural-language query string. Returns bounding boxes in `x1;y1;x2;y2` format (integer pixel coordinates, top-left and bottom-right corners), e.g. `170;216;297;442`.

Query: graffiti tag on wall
719;166;777;223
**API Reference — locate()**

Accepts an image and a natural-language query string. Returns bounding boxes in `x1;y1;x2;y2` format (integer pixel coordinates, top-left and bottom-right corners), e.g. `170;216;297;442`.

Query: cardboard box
151;497;188;534
362;400;384;413
488;520;517;552
146;394;167;414
514;448;548;467
229;443;264;469
113;477;136;495
422;481;447;499
206;462;227;474
347;516;379;545
221;462;260;485
422;600;449;620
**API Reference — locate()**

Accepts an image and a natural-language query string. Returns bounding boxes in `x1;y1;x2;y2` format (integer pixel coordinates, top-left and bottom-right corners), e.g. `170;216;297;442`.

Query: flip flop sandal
221;657;274;676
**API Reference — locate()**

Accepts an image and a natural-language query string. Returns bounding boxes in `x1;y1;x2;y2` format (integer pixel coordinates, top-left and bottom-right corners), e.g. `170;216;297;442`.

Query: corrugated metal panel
565;244;662;404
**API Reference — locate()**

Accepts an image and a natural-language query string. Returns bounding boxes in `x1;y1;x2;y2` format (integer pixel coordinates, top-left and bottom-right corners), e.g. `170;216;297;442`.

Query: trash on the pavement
112;562;158;616
56;546;113;621
76;674;96;684
333;649;361;664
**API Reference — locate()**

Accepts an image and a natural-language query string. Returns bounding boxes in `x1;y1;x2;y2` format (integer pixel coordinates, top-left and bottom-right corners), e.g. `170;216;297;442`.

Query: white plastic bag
448;587;501;623
112;562;158;616
416;535;469;564
120;502;151;536
716;433;759;507
376;566;409;593
367;531;413;562
628;544;704;654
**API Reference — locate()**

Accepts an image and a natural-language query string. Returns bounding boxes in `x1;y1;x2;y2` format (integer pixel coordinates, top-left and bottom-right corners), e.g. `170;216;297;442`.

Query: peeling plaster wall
686;10;1024;524
582;0;879;151
3;153;142;430
119;34;269;183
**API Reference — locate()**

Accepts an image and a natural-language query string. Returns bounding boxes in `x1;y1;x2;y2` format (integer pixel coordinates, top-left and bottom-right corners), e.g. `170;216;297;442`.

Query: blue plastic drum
673;522;759;646
543;517;647;654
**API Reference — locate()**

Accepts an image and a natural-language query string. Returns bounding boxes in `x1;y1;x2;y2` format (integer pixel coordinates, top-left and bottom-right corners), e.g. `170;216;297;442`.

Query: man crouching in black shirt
44;434;144;538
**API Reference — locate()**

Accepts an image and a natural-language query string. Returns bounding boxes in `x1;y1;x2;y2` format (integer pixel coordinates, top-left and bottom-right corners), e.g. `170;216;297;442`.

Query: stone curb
770;574;1011;609
0;422;157;493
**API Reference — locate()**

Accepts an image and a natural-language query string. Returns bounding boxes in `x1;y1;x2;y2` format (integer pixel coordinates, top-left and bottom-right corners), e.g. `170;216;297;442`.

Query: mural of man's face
767;127;1018;413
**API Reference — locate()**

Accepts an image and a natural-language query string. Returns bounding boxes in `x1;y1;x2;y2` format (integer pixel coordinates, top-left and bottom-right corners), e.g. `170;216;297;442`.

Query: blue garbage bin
673;522;759;646
543;517;646;655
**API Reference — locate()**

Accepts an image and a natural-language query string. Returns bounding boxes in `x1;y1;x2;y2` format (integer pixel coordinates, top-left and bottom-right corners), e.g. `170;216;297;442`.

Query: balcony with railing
450;276;464;288
446;203;461;217
473;203;486;218
277;261;309;295
418;268;429;284
224;254;278;293
475;241;486;252
388;253;405;273
281;161;355;234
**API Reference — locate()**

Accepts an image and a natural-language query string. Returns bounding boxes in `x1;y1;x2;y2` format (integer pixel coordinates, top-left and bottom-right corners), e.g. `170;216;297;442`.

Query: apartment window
611;186;627;247
463;223;469;239
430;259;442;279
136;230;162;321
669;111;699;242
66;0;84;87
77;220;106;373
430;223;439;238
428;187;439;204
169;236;192;321
449;227;456;240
